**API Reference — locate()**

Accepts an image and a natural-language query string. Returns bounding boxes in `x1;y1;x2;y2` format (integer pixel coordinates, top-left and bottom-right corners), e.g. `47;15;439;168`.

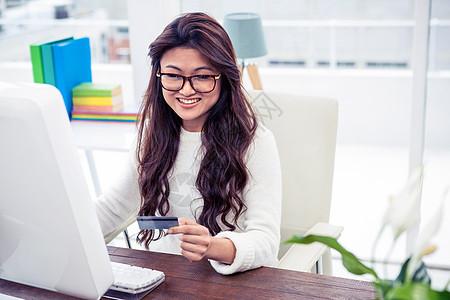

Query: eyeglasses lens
160;75;216;93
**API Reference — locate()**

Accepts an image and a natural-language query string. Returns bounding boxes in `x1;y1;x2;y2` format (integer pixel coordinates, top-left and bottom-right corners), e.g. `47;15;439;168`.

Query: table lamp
223;12;267;90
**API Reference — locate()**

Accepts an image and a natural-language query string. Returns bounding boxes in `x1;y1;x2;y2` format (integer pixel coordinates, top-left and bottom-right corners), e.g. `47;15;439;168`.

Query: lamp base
247;64;263;90
238;62;263;90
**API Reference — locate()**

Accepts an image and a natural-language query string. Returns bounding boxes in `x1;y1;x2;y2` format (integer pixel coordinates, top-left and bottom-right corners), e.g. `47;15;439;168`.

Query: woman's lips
177;97;201;105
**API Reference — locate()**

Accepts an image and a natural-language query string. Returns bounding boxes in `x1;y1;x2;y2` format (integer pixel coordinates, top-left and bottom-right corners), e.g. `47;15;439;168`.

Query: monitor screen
0;82;114;299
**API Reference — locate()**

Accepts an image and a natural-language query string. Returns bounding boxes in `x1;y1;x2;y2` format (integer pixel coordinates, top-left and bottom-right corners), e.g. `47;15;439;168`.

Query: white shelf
71;121;136;152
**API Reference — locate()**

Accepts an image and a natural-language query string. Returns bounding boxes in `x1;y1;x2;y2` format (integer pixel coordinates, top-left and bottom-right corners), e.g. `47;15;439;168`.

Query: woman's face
159;47;222;132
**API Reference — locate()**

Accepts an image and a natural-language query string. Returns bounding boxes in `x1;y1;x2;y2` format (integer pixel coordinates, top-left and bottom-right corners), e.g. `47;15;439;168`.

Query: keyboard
109;262;165;295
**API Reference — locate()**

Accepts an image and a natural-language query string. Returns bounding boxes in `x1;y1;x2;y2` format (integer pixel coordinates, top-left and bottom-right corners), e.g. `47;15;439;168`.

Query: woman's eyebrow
194;66;213;72
162;65;215;73
164;65;182;71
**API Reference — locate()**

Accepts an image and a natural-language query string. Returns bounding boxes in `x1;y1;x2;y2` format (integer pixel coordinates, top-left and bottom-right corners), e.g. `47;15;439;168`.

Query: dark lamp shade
223;12;268;59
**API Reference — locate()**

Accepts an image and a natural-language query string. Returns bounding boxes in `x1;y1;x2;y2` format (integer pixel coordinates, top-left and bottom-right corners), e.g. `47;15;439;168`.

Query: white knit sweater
95;124;282;275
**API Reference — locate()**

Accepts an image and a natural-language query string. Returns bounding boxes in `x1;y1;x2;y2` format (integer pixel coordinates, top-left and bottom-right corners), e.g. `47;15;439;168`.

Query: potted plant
285;167;450;299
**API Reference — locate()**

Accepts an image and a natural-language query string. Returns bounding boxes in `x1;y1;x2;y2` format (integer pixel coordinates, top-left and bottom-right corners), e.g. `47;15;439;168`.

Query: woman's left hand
168;217;212;262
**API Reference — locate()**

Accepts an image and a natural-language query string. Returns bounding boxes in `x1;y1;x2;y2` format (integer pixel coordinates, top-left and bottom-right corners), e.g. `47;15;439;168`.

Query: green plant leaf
385;282;450;300
372;279;395;298
395;257;431;285
284;235;379;279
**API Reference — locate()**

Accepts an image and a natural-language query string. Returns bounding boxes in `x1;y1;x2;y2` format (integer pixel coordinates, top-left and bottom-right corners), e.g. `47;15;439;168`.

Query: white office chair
246;90;343;275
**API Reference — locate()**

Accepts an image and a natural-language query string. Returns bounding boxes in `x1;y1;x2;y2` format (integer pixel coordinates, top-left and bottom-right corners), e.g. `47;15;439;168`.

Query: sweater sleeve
209;126;282;274
94;145;141;242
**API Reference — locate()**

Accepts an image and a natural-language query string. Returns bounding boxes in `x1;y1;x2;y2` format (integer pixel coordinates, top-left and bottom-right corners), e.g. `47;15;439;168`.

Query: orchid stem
371;224;386;268
382;238;397;279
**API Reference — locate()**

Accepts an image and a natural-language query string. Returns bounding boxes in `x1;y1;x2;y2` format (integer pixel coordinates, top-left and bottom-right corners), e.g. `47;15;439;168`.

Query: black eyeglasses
156;73;221;93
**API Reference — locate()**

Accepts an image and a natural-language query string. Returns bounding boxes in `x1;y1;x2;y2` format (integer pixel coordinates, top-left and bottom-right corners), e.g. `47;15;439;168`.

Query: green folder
29;43;45;83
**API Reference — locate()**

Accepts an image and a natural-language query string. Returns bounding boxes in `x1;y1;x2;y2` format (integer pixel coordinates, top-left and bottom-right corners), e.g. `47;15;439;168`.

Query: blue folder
53;37;92;117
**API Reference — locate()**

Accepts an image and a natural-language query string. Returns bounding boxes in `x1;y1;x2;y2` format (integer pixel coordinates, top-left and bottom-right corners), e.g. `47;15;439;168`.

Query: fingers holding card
167;218;212;261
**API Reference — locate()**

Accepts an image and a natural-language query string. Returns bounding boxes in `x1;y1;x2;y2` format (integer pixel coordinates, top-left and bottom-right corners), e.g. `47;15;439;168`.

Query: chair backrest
246;90;338;258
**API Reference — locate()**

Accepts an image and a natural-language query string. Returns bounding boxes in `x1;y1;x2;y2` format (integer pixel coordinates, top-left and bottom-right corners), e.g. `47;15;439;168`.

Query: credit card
136;216;179;230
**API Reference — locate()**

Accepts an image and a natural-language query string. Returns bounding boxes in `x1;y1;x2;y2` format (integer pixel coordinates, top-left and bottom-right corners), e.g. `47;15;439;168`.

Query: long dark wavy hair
136;12;258;248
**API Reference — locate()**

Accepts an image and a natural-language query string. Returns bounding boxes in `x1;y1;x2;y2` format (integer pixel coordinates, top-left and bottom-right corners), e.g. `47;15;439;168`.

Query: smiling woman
94;12;282;275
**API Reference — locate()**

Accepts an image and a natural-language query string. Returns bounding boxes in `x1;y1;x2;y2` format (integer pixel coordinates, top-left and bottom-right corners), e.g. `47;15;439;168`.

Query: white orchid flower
383;166;424;240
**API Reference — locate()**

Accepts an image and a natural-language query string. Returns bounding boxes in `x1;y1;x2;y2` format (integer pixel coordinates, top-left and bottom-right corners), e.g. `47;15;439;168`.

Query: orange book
72;103;123;112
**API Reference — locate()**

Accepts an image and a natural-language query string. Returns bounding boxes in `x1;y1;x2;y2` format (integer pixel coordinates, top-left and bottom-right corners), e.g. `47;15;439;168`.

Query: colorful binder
71;102;139;123
52;37;92;117
29;37;73;84
29;43;45;83
41;37;74;86
71;110;139;123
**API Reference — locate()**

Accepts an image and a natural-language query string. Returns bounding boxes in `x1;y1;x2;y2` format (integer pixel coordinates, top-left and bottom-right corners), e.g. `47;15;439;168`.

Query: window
180;0;450;70
2;0;449;70
0;0;130;64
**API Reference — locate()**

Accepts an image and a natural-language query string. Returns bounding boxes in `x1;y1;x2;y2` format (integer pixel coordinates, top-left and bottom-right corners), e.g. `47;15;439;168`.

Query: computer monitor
0;82;114;299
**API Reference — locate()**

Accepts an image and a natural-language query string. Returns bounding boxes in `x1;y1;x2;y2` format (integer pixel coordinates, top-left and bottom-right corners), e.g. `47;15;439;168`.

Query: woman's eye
196;75;210;80
167;74;181;78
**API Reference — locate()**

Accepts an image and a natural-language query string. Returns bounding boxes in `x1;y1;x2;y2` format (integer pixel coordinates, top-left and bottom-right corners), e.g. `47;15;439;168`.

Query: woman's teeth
178;98;200;104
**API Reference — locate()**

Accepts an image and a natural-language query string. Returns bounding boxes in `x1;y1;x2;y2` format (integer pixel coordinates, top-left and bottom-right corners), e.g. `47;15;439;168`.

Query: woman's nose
179;79;196;95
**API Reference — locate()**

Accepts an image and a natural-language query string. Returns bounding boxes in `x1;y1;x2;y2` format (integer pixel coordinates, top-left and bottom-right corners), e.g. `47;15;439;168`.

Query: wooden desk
0;246;376;299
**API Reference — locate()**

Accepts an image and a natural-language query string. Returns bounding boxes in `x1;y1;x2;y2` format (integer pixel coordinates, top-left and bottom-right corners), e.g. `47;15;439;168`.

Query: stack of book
30;37;92;117
71;83;138;123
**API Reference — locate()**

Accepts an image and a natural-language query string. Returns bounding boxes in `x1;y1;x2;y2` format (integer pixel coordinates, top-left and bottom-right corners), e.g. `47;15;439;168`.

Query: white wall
1;63;449;148
246;68;449;149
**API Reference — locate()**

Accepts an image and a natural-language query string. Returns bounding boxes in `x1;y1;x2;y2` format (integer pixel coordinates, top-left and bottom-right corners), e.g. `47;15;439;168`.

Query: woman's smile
177;97;201;105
